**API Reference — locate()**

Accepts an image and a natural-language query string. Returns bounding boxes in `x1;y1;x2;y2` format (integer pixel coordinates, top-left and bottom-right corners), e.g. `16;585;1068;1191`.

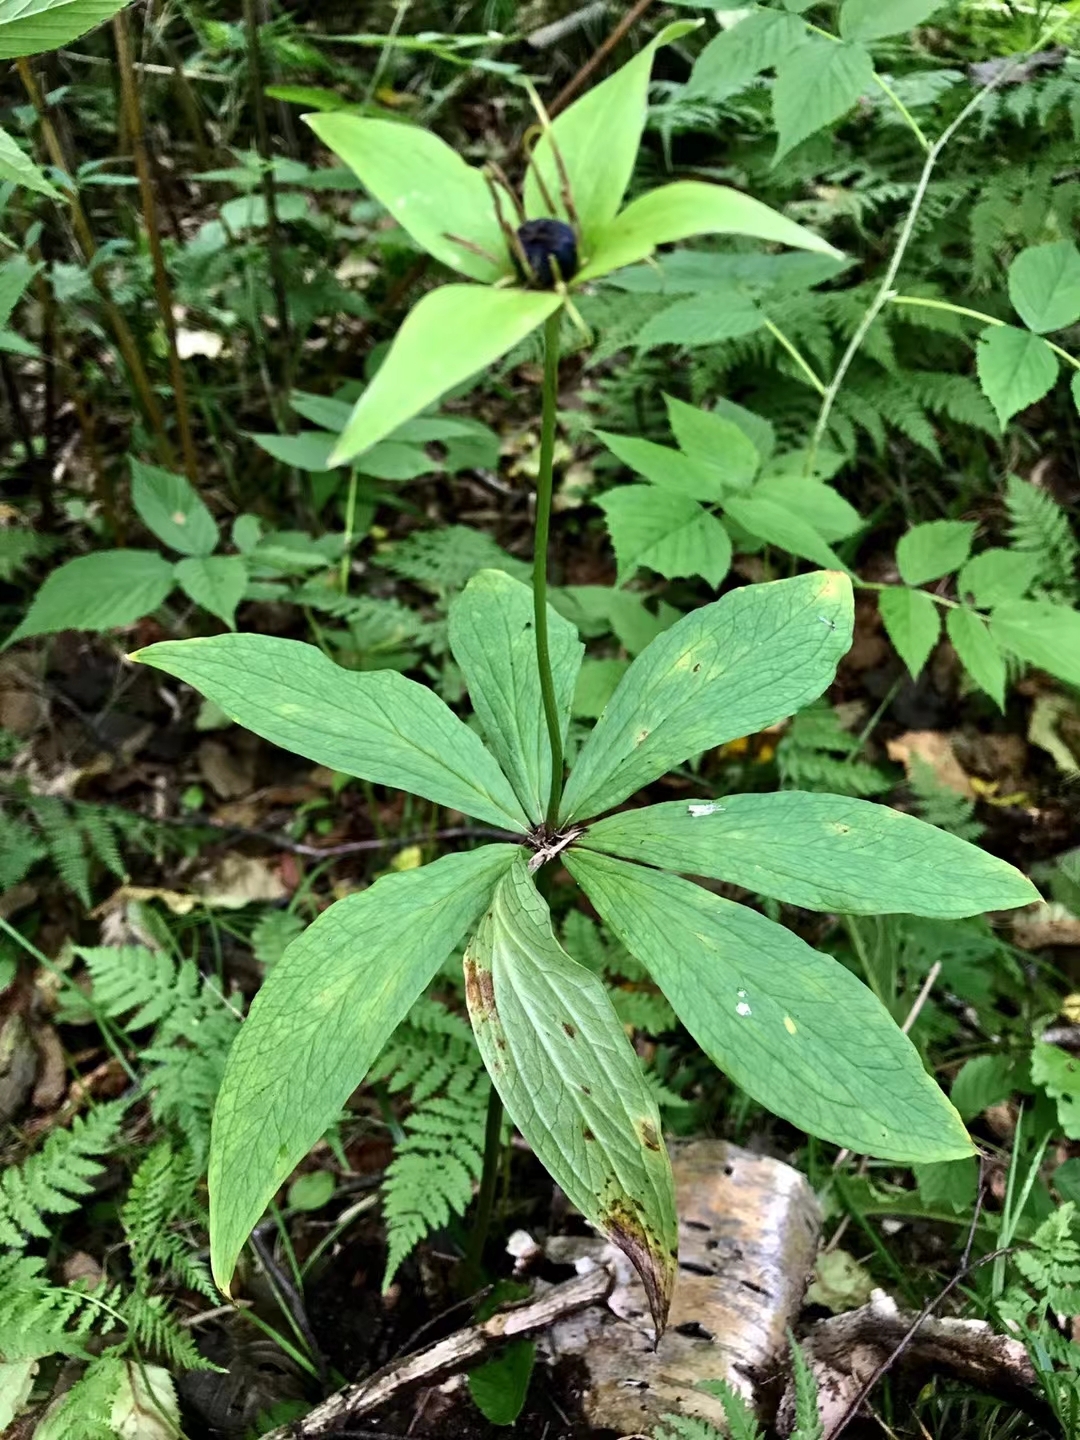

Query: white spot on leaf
688;802;724;817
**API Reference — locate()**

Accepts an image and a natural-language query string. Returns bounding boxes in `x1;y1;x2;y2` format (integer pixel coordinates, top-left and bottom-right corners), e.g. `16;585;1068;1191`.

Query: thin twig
242;0;292;364
165;816;517;858
548;0;654;118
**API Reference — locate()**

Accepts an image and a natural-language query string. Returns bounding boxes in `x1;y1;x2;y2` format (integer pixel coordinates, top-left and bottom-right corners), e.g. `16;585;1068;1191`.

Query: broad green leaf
1007;241;1080;334
946;606;1006;710
303;115;508;283
174;555;248;630
329;286;561;465
688;10;809;99
772;38;875;163
208;844;518;1291
635;291;765;350
723;494;845;569
573;658;629;719
878;586;940;678
666;395;760;493
556;587;676;657
524;21;697;241
247;430;336;472
914;1157;977;1213
465;860;677;1330
0;0;135;59
289;390;354;431
131;458;219;556
219;192;309;231
559;571;853;824
0;124;59;197
448;570;583;823
989;600;1080;688
468;1341;535;1426
957;547;1038;608
582;792;1037;917
950;1054;1016;1122
598;487;732;588
839;0;943;42
594;430;727;503
0;255;39;328
130;633;530;832
710;395;776;461
752;476;863;542
5;550;174;647
976;325;1058;426
896;520;976;586
580;181;841;283
567;850;973;1162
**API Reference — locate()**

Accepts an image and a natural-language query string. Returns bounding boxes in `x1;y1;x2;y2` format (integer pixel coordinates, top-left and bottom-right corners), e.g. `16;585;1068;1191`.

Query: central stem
534;310;564;830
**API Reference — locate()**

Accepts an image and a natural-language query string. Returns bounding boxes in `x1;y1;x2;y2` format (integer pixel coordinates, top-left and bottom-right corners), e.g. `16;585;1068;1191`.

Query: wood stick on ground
548;0;654;118
260;1267;613;1439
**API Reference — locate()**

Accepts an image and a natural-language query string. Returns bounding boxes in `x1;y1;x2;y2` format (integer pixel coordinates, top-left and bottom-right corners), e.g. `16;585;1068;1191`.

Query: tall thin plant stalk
114;8;199;487
16;58;175;470
242;0;292;377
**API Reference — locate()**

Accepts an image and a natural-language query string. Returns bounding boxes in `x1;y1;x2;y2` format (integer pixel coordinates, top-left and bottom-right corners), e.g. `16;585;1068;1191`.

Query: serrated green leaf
448;570;583;823
839;0;943;42
950;1054;1015;1121
131;458;219;557
723;494;845;569
878;586;940;678
5;550;175;647
1007;242;1080;334
594;430;727;503
957;548;1038;608
465;859;677;1331
524;21;697;242
989;600;1080;688
0;124;58;196
131;633;530;832
598;486;733;588
560;571;853;824
773;38;875;163
666;395;760;493
896;520;976;586
946;606;1006;710
566;850;974;1162
329;286;561;465
580;180;841;283
1031;1041;1080;1140
582;792;1036;916
174;555;248;630
751;476;863;542
688;10;809;99
976;325;1058;426
208;844;518;1291
0;0;135;59
304;115;508;283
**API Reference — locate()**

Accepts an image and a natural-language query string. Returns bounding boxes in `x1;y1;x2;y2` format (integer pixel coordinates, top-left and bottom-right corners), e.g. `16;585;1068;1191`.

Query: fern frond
0;1254;101;1362
381;525;529;593
1005;474;1078;602
654;1414;726;1440
908;758;984;841
790;1334;824;1440
0;806;45;888
777;703;894;796
34;1353;124;1440
696;1378;763;1439
32;795;91;907
121;1290;209;1370
122;1140;215;1303
0;1101;126;1250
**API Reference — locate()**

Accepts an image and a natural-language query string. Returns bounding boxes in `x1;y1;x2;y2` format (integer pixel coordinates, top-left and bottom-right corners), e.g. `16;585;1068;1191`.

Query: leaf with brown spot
463;857;678;1334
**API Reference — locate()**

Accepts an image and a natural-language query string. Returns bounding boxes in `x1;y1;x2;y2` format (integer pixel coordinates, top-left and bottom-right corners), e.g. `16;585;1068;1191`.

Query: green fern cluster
1000;1203;1080;1368
0;790;155;905
562;910;677;1035
70;944;241;1163
0;1100;126;1250
655;1338;822;1439
776;702;894;796
380;524;529;593
1005;474;1078;603
908;758;984;842
374;1013;491;1289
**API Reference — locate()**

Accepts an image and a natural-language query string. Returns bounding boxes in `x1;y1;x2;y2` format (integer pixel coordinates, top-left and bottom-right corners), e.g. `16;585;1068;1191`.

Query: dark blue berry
514;218;578;289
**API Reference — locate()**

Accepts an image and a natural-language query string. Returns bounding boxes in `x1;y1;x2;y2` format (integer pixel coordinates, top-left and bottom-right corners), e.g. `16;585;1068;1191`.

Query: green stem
464;1083;504;1285
891;293;1080;371
762;319;826;396
534;310;565;830
340;467;359;592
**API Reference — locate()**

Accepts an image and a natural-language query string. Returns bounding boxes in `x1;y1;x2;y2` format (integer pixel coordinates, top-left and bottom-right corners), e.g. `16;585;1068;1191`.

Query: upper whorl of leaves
0;1100;126;1250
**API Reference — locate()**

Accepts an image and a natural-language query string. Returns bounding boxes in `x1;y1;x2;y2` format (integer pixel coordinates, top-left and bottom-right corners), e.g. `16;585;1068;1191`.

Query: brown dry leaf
886;730;974;797
198;739;255;800
195;855;287;909
1013;902;1080;950
31;1023;66;1110
93;885;199;918
0;655;47;736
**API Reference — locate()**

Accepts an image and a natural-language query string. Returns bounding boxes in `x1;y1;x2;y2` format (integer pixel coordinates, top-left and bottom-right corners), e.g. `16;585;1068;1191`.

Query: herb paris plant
130;34;1037;1336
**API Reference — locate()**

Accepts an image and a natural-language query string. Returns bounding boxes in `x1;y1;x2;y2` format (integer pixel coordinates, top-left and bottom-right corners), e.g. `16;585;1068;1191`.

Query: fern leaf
790;1334;824;1440
382;525;529;593
122;1141;215;1302
32;795;91;907
653;1416;726;1440
908;758;984;841
0;1101;126;1250
1005;474;1078;602
0;1254;99;1362
34;1353;124;1440
777;703;894;796
696;1379;764;1439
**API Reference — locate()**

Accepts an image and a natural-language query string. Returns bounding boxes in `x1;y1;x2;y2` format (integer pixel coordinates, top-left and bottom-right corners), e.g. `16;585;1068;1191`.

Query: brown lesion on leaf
600;1186;675;1340
463;954;496;1018
639;1119;661;1152
562;1021;576;1039
635;728;650;745
583;1126;595;1141
580;1083;592;1095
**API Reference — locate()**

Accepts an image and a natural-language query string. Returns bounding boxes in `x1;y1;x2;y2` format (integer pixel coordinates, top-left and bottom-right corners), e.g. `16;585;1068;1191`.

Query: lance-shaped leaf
328;285;561;465
0;0;134;59
559;571;853;825
567;850;973;1163
524;20;698;241
131;634;529;833
465;858;677;1332
449;570;583;823
582;793;1038;918
209;844;520;1291
579;181;842;283
303;115;510;284
0;123;60;197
